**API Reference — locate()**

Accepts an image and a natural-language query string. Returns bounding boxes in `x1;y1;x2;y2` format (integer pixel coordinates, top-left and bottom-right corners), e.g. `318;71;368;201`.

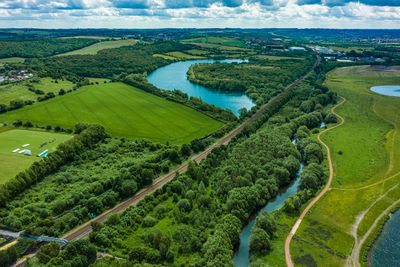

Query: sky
1;0;400;29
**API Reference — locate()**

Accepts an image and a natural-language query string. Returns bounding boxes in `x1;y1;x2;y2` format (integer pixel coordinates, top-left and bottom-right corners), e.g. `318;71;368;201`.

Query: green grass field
0;128;71;184
55;39;137;56
0;57;25;65
256;55;305;60
0;82;222;144
182;36;246;48
153;51;206;60
286;66;400;266
0;77;75;105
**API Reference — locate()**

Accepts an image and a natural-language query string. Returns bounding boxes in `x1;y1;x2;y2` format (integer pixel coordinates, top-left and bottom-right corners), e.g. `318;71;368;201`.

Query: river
233;163;304;267
147;59;255;116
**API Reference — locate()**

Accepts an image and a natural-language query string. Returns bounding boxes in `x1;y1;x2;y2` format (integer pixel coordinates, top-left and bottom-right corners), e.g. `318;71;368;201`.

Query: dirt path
14;56;321;267
285;96;346;267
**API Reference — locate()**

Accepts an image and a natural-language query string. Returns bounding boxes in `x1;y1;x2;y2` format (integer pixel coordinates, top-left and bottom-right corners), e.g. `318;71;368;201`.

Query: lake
369;210;400;266
233;163;304;267
147;59;255;116
370;85;400;97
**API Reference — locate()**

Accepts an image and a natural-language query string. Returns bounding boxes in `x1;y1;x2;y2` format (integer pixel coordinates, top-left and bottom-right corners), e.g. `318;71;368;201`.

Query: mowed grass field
55;39;137;56
0;77;75;105
287;66;400;266
0;82;222;144
0;128;71;184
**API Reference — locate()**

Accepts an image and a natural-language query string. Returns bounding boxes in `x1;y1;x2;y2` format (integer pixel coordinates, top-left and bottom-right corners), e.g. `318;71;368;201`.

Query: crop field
0;128;71;184
182;36;246;48
256;55;305;60
286;66;400;266
0;77;75;105
55;39;137;56
153;51;206;60
0;82;222;144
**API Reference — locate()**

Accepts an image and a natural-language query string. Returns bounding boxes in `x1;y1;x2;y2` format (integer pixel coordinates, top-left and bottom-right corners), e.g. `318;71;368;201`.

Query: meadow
287;66;400;266
0;82;222;144
181;36;246;48
0;57;25;65
0;128;71;184
55;39;137;56
0;77;75;105
153;51;206;60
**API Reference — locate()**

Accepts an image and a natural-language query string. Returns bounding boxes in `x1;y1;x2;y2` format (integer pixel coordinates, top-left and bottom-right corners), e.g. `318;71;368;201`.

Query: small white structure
289;47;306;52
24;150;32;156
22;144;30;148
18;149;26;154
12;148;20;153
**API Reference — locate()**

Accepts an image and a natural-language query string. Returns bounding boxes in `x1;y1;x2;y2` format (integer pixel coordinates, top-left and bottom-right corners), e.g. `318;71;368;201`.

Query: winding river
147;59;255;115
233;163;304;267
148;59;301;266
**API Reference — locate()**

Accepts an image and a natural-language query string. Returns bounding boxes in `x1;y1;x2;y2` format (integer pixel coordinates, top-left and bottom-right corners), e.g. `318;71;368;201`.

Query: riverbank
147;59;254;115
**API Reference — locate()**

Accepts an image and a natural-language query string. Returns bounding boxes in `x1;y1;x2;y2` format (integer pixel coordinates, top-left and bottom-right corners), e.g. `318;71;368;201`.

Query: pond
370;85;400;97
147;59;255;116
233;163;304;267
369;210;400;267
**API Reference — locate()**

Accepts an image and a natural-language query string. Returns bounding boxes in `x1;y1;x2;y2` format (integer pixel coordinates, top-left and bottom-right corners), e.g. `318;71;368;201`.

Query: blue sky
1;0;400;28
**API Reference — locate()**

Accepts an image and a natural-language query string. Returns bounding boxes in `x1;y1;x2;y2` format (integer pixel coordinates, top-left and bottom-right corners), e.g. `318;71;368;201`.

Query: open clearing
0;82;222;144
0;77;75;105
0;128;71;184
182;36;246;48
287;65;400;266
0;57;25;65
55;39;137;56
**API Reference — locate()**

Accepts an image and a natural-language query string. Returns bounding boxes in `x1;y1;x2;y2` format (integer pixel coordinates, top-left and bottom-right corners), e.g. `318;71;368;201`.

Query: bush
142;215;157;227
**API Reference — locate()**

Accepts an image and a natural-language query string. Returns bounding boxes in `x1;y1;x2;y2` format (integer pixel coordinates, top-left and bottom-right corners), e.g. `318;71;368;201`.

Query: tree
180;144;191;158
177;199;191;213
37;242;59;264
119;180;137;198
304;143;323;164
87;197;103;214
250;228;271;253
168;149;181;164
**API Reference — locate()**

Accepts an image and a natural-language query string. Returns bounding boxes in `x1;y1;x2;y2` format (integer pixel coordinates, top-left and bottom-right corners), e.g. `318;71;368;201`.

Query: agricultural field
153;51;206;60
256;55;305;60
0;128;72;184
182;36;246;48
0;82;222;144
0;77;75;105
55;39;137;56
287;66;400;266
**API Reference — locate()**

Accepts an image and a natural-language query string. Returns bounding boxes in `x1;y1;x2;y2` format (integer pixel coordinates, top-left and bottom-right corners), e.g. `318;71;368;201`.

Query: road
13;55;320;267
285;96;346;267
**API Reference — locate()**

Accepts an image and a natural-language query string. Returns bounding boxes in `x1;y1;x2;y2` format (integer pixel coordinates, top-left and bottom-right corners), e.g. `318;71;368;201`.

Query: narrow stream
233;163;304;267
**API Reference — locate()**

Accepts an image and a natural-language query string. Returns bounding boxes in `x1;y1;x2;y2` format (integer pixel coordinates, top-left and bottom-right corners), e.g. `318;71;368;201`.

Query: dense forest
0;38;98;58
25;41;189;79
187;57;315;107
0;123;217;238
23;71;339;266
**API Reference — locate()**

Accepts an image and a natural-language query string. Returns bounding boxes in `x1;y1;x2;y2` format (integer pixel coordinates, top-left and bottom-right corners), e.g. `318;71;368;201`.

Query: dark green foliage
37;242;60;264
0;38;97;58
0;245;17;267
188;57;315;106
325;113;338;123
249;211;277;254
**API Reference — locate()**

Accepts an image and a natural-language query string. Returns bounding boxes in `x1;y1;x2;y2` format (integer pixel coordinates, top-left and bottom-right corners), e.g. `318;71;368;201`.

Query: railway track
13;54;320;267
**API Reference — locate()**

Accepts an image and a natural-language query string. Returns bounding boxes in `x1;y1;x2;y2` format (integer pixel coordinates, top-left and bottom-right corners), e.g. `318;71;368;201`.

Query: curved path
285;96;346;267
14;55;321;267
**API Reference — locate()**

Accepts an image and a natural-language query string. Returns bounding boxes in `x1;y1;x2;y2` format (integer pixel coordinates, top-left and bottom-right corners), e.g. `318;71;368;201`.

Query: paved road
285;96;346;267
14;55;320;267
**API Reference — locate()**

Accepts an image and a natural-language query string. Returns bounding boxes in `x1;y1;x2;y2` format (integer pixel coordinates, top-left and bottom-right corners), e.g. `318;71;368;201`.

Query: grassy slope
0;82;222;144
287;66;400;266
55;39;137;56
0;57;25;65
0;128;71;184
0;77;75;105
